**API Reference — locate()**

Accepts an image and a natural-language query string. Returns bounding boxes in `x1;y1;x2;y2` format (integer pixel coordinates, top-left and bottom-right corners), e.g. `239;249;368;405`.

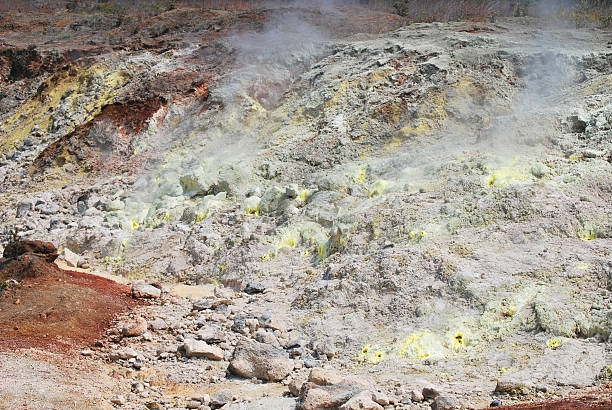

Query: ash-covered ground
0;2;611;409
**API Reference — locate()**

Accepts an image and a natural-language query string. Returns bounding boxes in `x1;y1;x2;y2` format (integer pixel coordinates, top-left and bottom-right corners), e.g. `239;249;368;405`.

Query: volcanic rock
62;247;80;268
298;382;363;410
308;368;343;386
183;339;224;360
122;317;148;337
431;395;461;410
228;340;294;382
3;240;57;259
339;391;383;410
131;280;161;298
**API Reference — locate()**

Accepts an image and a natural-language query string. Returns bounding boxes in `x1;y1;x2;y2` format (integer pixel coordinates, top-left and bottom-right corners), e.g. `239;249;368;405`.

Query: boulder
179;169;229;197
243;196;261;216
63;247;80;268
122;317;148;337
422;385;442;399
228;340;294;382
298;382;363;410
371;392;390;406
567;115;587;133
183;339;224;360
289;378;307;396
197;326;226;343
308;368;343;386
244;281;267;294
431;395;461;410
149;318;168;331
16;201;32;218
259;186;285;214
131;280;161;298
339;391;383;410
495;374;533;393
410;389;424;402
211;389;234;406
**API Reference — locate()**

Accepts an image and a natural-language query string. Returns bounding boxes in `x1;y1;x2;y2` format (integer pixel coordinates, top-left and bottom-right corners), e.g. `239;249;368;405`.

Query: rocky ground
1;2;611;409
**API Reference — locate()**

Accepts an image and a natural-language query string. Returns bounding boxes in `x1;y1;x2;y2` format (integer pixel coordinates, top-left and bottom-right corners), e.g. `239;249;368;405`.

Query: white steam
124;5;330;226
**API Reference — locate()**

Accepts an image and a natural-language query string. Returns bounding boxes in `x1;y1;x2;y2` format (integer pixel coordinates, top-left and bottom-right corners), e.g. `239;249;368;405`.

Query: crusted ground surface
0;2;611;409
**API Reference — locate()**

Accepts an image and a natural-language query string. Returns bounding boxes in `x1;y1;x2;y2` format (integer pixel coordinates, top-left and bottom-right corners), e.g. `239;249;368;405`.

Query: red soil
32;97;166;175
498;384;612;410
0;264;134;352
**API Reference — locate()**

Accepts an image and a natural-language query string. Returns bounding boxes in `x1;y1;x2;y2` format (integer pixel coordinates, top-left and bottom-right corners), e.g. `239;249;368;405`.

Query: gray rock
110;347;139;361
497;341;606;389
431;395;460;410
211;389;234;406
315;341;336;359
308;368;343;386
410;389;424;402
255;329;278;345
63;247;80;268
183;339;224;360
149;318;168;331
191;393;211;404
179;170;218;197
186;400;201;409
181;206;197;224
422;386;441;400
244;282;267;294
567;115;587;133
49;219;64;230
289;378;307;396
16;202;31;218
79;216;99;229
157;343;179;356
36;203;60;215
259;186;285;214
104;199;125;211
132;382;145;393
298;382;363;410
263;317;288;333
81;348;94;357
122;317;148;337
228;340;294;382
303;354;319;369
197;326;226;343
192;299;213;311
339;391;382;410
372;392;390;406
131;280;161;298
77;200;88;214
495;375;533;393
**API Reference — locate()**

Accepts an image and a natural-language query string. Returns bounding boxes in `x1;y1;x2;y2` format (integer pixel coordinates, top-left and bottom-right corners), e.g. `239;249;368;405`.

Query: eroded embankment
0;240;135;352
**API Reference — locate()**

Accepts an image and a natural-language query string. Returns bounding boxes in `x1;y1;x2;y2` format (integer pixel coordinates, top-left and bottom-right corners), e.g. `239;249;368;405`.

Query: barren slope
0;3;611;409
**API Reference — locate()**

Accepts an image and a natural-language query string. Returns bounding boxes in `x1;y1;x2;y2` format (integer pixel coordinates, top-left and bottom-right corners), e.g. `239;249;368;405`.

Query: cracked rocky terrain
0;2;611;409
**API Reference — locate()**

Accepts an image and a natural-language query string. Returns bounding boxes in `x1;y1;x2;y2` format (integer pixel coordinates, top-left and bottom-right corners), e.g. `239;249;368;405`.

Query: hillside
1;2;611;409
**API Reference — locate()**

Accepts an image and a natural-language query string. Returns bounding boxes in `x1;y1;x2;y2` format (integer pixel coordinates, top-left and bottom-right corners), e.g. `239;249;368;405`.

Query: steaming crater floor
1;4;611;409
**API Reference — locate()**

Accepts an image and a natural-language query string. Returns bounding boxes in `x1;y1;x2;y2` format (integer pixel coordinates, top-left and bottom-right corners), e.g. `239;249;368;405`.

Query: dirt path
0;349;125;410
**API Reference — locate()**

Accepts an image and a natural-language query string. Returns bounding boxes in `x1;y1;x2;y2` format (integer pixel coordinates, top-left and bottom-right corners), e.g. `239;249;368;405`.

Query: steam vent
1;0;611;408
